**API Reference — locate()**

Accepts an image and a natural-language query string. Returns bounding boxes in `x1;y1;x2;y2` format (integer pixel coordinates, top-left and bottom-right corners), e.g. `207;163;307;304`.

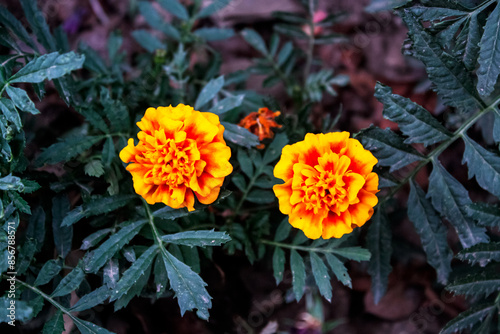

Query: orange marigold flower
273;132;379;239
119;104;233;211
238;107;282;149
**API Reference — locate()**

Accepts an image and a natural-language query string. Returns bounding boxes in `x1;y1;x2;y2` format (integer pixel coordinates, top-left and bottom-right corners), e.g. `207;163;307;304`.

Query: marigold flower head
273;132;379;239
238;107;282;149
120;104;233;211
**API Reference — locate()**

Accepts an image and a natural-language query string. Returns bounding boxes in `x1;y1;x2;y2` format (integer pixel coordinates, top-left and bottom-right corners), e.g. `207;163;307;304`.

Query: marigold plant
120;104;233;211
238;107;282;148
273;132;379;239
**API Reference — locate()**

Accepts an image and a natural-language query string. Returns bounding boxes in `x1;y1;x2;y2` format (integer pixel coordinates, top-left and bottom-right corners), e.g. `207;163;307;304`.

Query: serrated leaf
62;195;135;226
494;111;500;144
110;245;158;302
0;5;37;51
138;1;180;40
367;208;392;304
0;98;21;132
476;3;500;97
461;13;482;71
132;30;166;53
237;149;254;177
462;135;500;198
263;133;288;164
75;319;114;334
428;161;489;248
161;248;212;320
20;0;56;51
375;83;451;146
34;259;62;286
195;76;224;109
84;220;147;273
0;297;32;323
52;196;73;258
42;310;65;334
408;180;452;284
5;85;38;114
241;29;268;55
102;137;115;167
456;242;500;266
246;189;276;204
359;127;423;172
272;247;286;284
400;10;481;112
84;160;105;177
446;270;500;298
325;253;352;288
222;122;260;148
161;230;231;247
207;94;244;115
310;252;332;301
0;174;23;191
441;303;496;334
330;247;371;262
274;217;291;242
152;206;191;220
194;28;234;41
70;286;110;312
80;228;112;250
158;0;189;20
465;202;500;228
9;52;84;83
51;266;85;297
290;249;306;301
36;135;102;165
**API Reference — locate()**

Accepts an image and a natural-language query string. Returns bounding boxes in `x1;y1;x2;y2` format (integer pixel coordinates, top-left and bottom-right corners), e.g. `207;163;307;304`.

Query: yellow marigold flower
119;104;233;211
273;132;379;239
238;107;282;149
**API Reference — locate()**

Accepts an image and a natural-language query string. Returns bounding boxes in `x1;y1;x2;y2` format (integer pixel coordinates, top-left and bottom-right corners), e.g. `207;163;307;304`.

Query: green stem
378;94;500;205
233;166;263;217
303;22;315;86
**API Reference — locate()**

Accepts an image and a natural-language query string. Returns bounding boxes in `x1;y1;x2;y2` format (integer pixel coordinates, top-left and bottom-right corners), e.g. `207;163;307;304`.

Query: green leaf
494;111;500;144
408;180;452;284
138;1;180;40
462;135;500;198
237;149;254;177
131;30;166;53
194;28;235;41
84;220;147;273
446;270;500;298
196;0;231;18
428;161;489;248
365;0;409;12
263;133;288;164
375;83;451;146
272;11;308;24
70;286;110;312
20;0;56;51
84;160;105;178
9;52;84;83
461;13;482;71
5;85;38;114
399;10;481;112
0;98;21;132
476;2;500;97
310;252;332;301
34;259;62;286
290;249;306;301
465;202;500;228
0;174;23;191
246;189;276;204
195;76;224;110
113;263;153;311
277;41;294;66
80;228;112;250
75;319;114;334
100;87;130;132
52;196;73;258
272;247;286;284
456;242;500;266
36;135;102;166
51;265;85;297
221;122;260;148
274;217;291;242
62;194;135;226
42;311;65;334
158;0;189;20
161;248;212;320
325;253;352;288
102;137;115;167
154;255;169;297
274;24;308;39
440;303;496;334
330;247;371;262
0;5;37;51
207;94;244;115
110;245;158;302
0;297;33;323
152;206;191;220
161;230;231;247
367;208;392;304
241;29;268;55
359;126;423;172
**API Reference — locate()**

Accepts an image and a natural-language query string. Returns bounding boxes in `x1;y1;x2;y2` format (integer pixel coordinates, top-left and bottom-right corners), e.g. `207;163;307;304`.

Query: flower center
291;152;365;215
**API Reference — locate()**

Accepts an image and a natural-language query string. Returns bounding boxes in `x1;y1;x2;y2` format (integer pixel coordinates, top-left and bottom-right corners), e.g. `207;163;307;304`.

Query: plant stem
378;95;500;205
303;0;316;86
261;239;342;254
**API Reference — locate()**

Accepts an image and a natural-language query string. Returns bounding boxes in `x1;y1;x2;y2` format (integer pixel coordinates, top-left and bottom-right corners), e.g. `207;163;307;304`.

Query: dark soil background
0;0;478;333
